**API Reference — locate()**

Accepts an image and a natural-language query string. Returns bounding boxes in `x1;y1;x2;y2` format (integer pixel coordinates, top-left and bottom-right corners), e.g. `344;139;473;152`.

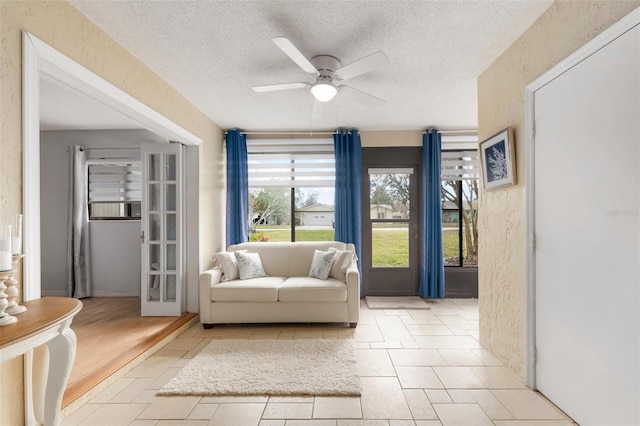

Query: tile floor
62;299;575;426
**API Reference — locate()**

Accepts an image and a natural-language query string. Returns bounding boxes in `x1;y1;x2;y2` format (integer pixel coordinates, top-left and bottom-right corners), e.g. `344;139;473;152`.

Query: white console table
0;297;82;426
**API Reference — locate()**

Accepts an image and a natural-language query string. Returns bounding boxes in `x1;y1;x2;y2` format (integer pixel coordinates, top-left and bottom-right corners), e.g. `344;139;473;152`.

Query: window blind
88;162;141;203
247;138;335;188
441;151;478;181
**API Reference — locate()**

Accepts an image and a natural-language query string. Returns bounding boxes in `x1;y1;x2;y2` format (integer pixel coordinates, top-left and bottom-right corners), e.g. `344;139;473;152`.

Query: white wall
40;129;160;296
90;221;141;296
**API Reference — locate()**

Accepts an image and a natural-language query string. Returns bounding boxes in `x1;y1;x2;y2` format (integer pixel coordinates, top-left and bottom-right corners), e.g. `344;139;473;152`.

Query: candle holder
5;255;26;315
0;270;17;326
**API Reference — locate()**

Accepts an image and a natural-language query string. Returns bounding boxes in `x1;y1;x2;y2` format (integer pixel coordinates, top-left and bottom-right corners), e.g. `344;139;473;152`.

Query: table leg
43;320;77;426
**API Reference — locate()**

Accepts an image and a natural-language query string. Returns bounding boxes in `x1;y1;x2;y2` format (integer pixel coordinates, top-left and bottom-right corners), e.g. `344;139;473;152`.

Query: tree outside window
249;188;290;230
249;187;335;242
441;179;478;266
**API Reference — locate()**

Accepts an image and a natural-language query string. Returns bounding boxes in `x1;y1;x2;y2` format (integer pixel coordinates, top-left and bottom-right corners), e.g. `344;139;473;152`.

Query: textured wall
361;130;422;147
477;0;640;379
0;1;224;423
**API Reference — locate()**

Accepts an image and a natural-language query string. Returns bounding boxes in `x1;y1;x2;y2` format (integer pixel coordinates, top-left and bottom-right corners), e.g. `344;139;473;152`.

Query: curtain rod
424;129;477;135
225;131;341;136
86;147;139;149
66;146;139;151
225;130;475;135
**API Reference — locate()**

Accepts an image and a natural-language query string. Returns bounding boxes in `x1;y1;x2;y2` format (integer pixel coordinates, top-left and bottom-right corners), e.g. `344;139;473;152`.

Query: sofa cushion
211;277;285;302
214;251;242;282
279;277;347;302
308;249;336;280
287;242;349;277
228;242;292;277
227;242;350;277
235;252;267;280
328;248;356;282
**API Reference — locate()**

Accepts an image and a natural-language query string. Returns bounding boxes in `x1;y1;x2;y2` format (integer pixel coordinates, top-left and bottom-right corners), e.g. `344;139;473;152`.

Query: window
88;162;141;220
247;139;335;242
441;150;478;267
369;168;412;268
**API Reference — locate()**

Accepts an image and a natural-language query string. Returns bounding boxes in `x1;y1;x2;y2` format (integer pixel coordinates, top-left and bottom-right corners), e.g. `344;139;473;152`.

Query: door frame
524;7;640;389
361;147;422;296
22;32;202;302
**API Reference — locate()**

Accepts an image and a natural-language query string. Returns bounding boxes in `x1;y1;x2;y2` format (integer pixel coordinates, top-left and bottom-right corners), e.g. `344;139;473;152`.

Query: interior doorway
22;32;201;308
362;147;422;296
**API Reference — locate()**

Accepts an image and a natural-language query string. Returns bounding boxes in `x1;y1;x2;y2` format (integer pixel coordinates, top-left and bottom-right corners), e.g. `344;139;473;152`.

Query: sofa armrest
199;267;222;324
345;260;360;325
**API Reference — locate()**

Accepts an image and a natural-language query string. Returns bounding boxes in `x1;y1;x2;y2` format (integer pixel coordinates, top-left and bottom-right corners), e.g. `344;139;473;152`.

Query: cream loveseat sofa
199;241;360;328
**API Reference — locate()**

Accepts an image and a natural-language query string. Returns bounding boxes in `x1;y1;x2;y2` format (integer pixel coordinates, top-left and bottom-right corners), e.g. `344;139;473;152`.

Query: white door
534;25;639;425
141;142;185;316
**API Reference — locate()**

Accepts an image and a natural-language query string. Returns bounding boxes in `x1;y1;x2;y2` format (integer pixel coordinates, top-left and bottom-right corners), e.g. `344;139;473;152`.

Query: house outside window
247;138;335;242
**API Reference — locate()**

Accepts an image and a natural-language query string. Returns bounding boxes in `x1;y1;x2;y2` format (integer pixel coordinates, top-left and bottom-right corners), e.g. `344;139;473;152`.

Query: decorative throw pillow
234;251;267;280
329;247;356;281
308;249;337;280
214;252;240;282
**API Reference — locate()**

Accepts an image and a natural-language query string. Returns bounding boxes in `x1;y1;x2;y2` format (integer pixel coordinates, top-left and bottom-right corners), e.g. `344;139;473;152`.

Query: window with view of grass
247;139;335;242
441;150;478;267
369;169;412;268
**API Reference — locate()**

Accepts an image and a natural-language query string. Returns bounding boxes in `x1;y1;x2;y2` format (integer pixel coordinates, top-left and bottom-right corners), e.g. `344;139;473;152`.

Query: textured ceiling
68;0;552;132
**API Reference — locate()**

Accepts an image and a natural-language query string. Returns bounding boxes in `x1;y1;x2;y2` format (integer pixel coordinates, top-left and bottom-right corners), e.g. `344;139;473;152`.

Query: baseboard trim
41;291;141;297
41;291;67;297
91;291;140;297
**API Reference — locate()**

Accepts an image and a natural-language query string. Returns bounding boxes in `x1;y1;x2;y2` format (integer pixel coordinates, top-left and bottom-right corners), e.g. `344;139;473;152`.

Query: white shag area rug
365;296;431;310
158;339;360;396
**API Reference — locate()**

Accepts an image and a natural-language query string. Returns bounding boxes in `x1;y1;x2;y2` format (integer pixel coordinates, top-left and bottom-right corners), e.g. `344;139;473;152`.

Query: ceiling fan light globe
311;82;337;102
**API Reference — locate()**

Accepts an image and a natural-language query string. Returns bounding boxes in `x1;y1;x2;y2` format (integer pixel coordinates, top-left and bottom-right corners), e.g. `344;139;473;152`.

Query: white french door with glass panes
141;142;185;316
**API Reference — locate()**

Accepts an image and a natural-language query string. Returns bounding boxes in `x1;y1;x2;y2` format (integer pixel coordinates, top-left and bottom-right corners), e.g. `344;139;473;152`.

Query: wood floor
62;297;196;408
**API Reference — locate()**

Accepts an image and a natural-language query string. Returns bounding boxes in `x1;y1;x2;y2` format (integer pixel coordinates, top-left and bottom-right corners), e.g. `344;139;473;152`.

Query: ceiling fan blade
271;36;318;75
252;82;310;92
333;51;389;81
339;85;386;107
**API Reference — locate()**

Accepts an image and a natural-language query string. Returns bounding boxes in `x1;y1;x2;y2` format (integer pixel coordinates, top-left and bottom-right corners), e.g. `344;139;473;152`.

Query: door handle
140;231;145;244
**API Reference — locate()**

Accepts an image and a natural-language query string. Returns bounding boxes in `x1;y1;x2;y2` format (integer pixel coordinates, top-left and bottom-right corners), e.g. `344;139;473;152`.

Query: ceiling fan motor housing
310;55;342;80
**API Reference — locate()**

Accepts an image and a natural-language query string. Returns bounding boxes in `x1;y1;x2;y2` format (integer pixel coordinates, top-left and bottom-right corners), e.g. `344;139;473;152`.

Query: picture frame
480;127;516;191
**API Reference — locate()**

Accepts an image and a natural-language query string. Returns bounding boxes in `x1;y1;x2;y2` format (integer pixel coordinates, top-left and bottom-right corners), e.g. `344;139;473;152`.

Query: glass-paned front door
362;147;421;296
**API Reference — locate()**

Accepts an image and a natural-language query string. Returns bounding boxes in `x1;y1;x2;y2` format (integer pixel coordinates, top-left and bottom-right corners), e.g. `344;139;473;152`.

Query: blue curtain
419;129;445;299
225;129;249;246
334;129;363;295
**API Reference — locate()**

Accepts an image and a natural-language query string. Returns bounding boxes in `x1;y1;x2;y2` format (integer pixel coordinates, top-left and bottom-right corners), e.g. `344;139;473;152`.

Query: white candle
11;237;21;256
0;225;12;270
0;251;11;271
12;214;22;256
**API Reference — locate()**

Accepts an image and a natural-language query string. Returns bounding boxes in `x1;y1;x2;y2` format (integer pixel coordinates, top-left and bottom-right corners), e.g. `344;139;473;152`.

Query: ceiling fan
252;36;389;107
